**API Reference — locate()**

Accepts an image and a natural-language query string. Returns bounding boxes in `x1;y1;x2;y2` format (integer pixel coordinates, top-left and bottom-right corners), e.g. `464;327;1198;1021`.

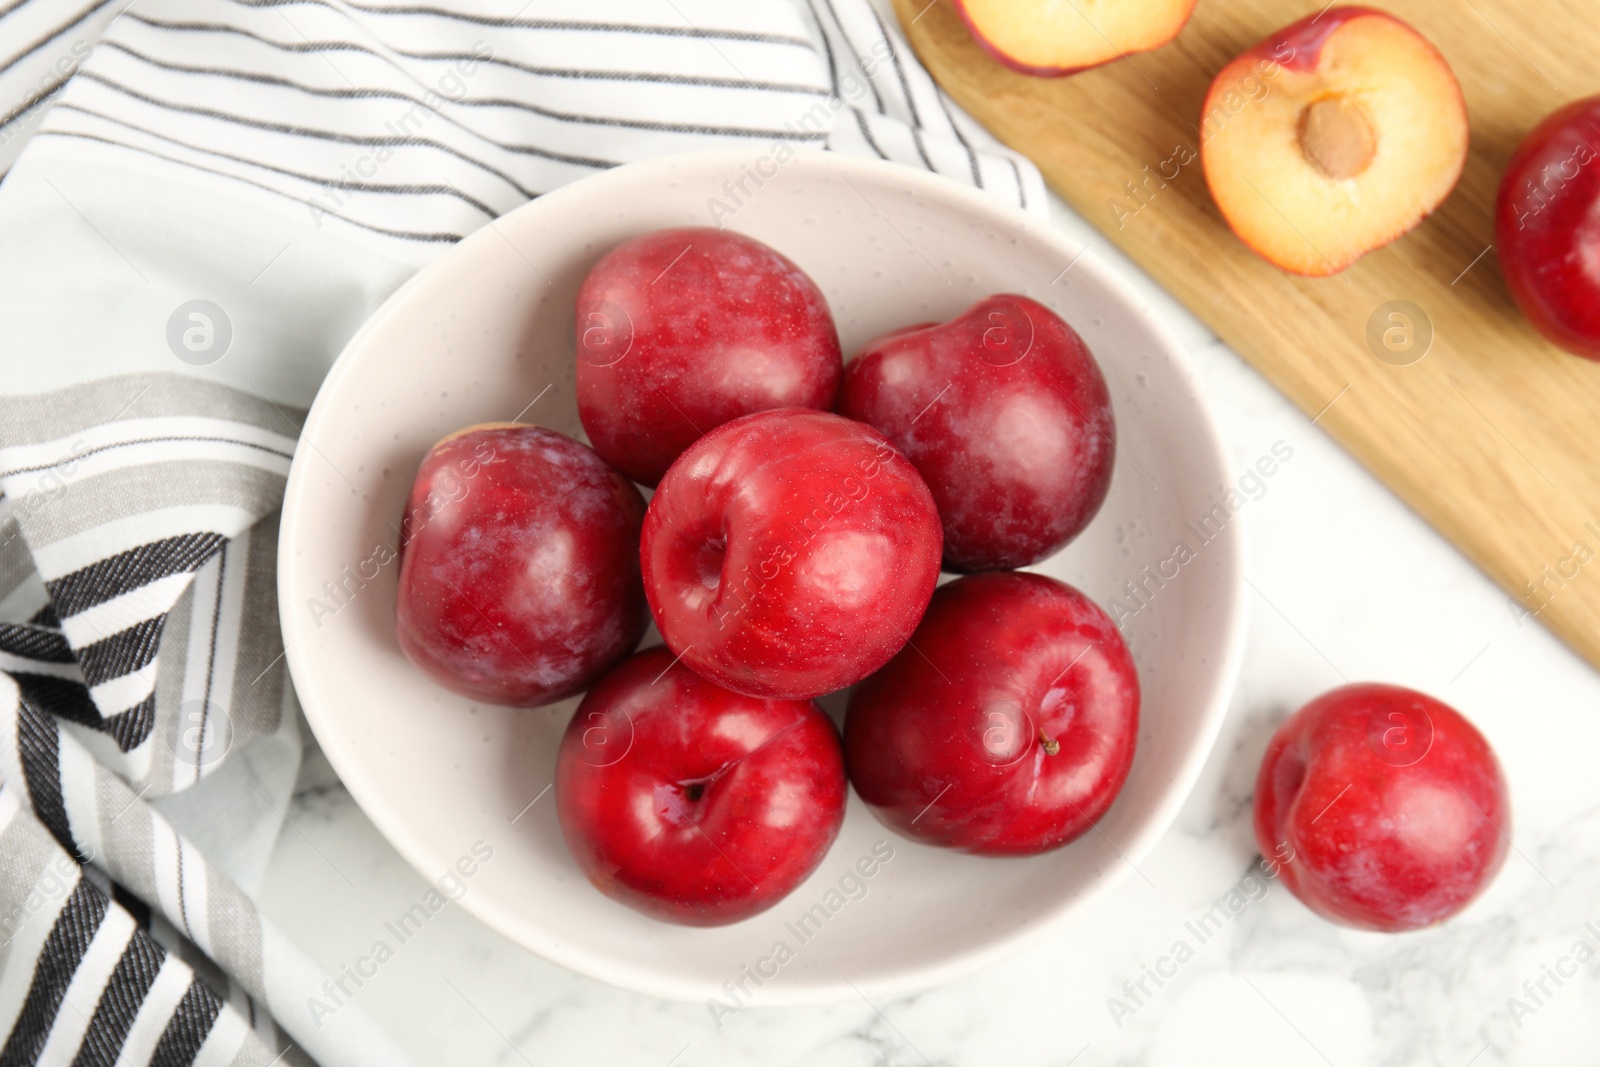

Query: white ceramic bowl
279;150;1246;1005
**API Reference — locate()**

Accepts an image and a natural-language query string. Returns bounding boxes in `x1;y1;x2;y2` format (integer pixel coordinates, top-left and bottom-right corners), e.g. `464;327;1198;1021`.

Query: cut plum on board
953;0;1196;76
1201;7;1468;276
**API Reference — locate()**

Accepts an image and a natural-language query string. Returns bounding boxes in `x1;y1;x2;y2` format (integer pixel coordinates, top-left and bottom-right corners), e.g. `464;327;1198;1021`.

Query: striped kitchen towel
0;0;1047;1063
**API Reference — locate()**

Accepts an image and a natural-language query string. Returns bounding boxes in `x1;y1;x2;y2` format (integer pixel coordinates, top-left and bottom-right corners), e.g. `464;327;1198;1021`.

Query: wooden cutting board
892;0;1600;671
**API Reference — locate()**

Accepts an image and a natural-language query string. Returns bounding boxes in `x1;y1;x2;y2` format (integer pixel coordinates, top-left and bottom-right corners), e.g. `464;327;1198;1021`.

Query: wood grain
892;0;1600;670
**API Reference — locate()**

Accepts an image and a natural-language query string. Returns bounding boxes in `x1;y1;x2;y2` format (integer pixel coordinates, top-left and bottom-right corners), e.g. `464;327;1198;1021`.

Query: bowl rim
279;147;1249;1005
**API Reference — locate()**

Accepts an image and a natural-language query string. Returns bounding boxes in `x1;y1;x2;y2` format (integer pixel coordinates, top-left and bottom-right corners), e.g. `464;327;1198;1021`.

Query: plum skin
554;647;846;926
1253;683;1510;932
843;572;1140;856
575;227;842;486
837;294;1115;572
395;424;648;708
1496;94;1600;360
640;408;943;701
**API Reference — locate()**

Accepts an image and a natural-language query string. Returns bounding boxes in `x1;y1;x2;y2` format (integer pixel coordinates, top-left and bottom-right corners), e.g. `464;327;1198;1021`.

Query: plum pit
1297;96;1377;180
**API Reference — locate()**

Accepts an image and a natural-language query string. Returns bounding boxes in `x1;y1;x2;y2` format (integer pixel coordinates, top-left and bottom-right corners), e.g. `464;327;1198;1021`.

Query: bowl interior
279;150;1245;1004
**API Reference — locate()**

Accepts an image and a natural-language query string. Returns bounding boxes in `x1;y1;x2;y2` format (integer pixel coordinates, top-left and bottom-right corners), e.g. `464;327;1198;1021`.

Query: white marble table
259;191;1600;1066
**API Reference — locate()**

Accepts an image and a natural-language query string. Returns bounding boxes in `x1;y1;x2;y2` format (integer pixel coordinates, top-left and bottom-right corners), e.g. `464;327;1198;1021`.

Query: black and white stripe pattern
0;779;264;1067
31;0;845;249
0;0;1048;1062
0;677;390;1064
8;0;1044;251
0;375;298;767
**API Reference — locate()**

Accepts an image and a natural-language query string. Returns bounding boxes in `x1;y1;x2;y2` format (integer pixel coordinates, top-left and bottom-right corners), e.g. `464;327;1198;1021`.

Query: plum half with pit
1201;8;1469;275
